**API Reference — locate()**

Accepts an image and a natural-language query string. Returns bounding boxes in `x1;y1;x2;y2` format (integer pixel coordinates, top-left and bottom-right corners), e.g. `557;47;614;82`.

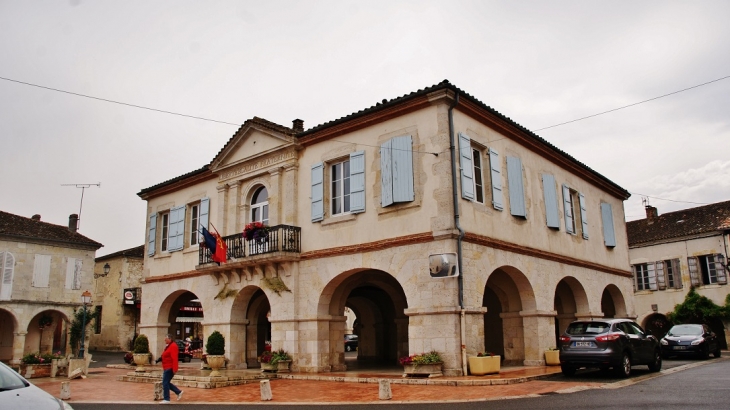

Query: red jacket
161;341;178;372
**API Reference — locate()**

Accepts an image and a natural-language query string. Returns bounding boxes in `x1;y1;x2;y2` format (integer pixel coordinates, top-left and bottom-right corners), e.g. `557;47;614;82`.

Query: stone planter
544;350;560;366
206;355;226;377
19;363;51;379
133;353;150;372
275;360;291;373
260;363;276;372
402;362;443;378
468;355;500;375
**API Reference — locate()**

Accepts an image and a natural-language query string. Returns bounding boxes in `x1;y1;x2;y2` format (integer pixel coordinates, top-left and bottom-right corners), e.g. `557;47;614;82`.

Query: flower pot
260;363;276;372
19;363;52;378
402;362;443;378
544;350;560;366
468;355;500;375
206;354;226;377
133;353;150;372
275;360;291;373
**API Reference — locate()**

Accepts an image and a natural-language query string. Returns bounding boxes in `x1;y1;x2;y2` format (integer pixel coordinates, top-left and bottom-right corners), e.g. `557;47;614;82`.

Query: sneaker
177;391;184;401
159;400;170;404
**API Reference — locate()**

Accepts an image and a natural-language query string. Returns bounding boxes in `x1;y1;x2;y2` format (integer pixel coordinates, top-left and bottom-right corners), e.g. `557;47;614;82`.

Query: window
507;156;526;218
331;160;351;215
656;259;682;290
600;203;616;247
633;263;656;291
472;149;486;204
381;135;414;207
251;186;269;224
190;203;200;246
541;174;560;229
458;133;487;204
311;151;365;222
65;257;82;290
0;251;14;300
94;306;102;334
562;185;588;239
160;212;170;252
32;254;51;288
148;214;157;256
688;255;727;286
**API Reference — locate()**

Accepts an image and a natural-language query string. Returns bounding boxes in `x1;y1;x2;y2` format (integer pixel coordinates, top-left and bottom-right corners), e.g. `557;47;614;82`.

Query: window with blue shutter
381;135;414;206
311;162;324;222
507;156;526;218
541;174;560;229
563;185;575;234
488;148;503;211
349;151;365;213
578;193;588;239
459;133;474;201
600;202;616;247
148;214;157;256
199;197;210;234
168;205;185;251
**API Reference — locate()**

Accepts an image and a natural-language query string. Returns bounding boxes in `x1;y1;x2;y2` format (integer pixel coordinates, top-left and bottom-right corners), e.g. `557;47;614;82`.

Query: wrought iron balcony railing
198;224;301;265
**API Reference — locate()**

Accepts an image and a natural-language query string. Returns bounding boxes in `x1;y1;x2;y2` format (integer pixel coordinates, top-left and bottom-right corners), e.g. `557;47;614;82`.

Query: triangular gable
209;117;297;172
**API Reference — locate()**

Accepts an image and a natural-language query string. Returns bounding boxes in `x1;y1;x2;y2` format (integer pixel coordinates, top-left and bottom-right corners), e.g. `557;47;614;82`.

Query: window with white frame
32;254;51;288
562;185;588;239
633;263;656;291
0;251;15;300
688;254;727;286
311;151;365;222
458;133;491;206
190;203;200;246
658;259;683;289
251;186;269;224
160;212;170;252
331;159;351;215
65;257;82;290
472;149;486;204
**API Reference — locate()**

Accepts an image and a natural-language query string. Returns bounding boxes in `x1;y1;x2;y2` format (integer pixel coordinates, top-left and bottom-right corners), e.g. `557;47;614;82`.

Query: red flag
212;233;227;264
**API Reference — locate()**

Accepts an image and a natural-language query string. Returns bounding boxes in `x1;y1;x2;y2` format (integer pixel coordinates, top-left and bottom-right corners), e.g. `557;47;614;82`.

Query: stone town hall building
137;81;633;376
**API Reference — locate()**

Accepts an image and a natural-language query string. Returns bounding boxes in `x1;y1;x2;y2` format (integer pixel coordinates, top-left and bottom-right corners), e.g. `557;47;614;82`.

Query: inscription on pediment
219;150;296;181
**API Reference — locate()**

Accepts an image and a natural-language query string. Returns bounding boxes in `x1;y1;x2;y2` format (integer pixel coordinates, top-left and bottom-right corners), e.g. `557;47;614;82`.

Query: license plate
673;346;687;350
574;341;593;347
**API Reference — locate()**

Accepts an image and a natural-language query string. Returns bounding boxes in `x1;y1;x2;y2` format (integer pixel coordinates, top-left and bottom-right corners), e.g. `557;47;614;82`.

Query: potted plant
132;334;150;372
243;221;270;241
399;351;443;378
19;352;62;378
271;349;292;373
257;350;275;372
468;352;500;375
205;330;226;377
544;347;560;366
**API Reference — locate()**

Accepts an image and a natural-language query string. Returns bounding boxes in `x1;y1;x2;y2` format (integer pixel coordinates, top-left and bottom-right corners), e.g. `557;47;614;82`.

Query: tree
69;306;98;356
667;287;730;324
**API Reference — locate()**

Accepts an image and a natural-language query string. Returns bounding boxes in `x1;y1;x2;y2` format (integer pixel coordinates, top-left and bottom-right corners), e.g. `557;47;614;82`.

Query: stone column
268;168;282;226
226;181;242;234
404;307;463;376
216;184;229;235
228;320;249;369
282;163;299;226
11;331;27;365
520;310;557;366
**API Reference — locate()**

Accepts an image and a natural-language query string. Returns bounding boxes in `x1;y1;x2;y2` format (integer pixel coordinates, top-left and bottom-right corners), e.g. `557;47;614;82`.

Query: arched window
0;251;14;300
251;186;269;225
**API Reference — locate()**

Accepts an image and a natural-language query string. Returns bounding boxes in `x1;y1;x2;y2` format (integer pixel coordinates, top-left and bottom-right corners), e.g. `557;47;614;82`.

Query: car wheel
561;365;576;376
713;348;722;358
614;353;631;378
648;350;662;372
346;345;352;352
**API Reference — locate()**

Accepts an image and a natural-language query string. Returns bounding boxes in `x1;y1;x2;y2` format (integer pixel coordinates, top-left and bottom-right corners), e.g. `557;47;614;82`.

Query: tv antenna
61;183;100;230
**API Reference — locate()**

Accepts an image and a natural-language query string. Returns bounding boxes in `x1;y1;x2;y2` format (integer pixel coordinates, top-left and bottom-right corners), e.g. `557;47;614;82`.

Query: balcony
198;224;301;266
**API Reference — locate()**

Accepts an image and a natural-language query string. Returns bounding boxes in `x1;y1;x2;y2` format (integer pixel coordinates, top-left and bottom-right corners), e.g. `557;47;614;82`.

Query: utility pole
61;183;100;230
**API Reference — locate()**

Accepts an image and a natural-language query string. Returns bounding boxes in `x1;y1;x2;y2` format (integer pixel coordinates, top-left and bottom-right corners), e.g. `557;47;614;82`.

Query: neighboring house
627;202;730;345
89;245;144;352
137;80;632;375
0;211;102;364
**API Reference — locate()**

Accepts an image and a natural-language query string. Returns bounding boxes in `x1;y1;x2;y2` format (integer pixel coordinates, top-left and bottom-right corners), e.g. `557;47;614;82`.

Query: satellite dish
429;253;458;278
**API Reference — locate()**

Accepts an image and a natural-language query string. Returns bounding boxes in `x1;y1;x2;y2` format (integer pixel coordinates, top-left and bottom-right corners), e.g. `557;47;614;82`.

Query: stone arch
483;265;537;366
317;268;408;371
26;309;69;356
241;181;272;226
156;290;204;341
553;276;590;344
600;284;628;318
230;285;270;368
0;308;18;361
641;313;671;339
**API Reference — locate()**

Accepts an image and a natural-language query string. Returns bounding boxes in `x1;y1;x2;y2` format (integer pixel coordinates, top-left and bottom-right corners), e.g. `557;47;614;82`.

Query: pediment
210;118;297;172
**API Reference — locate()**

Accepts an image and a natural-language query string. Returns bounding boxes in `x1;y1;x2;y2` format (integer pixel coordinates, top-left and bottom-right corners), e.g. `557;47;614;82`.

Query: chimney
645;205;658;224
292;119;304;133
69;214;79;233
31;214;41;221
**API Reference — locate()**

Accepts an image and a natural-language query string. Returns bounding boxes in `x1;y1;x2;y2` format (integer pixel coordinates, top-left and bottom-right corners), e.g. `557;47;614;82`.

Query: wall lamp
94;263;111;279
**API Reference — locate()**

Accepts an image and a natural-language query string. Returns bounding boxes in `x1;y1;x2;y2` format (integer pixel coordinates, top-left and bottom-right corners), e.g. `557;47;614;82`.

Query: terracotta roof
627;200;730;246
0;210;103;249
137;165;210;197
96;244;144;261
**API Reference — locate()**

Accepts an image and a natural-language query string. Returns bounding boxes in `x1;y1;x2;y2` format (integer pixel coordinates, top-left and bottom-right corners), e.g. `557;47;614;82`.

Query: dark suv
558;318;661;377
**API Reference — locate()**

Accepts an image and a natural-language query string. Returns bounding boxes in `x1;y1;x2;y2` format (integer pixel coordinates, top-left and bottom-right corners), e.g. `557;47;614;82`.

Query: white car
0;361;74;410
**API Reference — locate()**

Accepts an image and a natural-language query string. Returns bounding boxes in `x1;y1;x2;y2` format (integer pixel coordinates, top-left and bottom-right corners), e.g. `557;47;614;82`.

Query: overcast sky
1;0;729;257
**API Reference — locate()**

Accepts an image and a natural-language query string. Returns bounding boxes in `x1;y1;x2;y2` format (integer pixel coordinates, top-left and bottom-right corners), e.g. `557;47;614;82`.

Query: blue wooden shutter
541;174;560;229
563;185;575;234
579;193;588;239
380;139;394;207
199;197;210;233
488;148;503;211
168;205;185;251
600;202;616;247
311;162;324;222
392;135;414;203
350;151;365;213
507;156;526;217
148;214;157;256
458;133;474;201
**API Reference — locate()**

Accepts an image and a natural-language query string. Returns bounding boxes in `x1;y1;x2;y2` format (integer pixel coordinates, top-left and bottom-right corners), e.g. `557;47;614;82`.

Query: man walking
157;334;183;404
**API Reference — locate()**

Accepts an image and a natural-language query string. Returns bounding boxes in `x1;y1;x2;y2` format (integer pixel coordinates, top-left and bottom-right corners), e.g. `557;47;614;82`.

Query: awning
176;317;204;323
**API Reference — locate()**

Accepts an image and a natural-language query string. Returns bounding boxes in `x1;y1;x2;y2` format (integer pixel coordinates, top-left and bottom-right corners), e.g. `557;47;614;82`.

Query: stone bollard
154;381;163;401
260;379;273;401
60;381;71;400
378;379;392;400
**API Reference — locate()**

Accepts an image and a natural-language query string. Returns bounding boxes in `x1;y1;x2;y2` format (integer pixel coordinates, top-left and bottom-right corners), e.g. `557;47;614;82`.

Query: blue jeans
162;368;181;401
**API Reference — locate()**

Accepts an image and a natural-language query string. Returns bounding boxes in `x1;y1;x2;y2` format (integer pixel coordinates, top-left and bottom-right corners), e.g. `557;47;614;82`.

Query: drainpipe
447;89;467;376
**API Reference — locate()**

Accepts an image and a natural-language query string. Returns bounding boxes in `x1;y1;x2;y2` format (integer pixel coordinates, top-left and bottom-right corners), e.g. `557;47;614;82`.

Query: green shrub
206;331;225;355
270;349;291;366
133;334;150;354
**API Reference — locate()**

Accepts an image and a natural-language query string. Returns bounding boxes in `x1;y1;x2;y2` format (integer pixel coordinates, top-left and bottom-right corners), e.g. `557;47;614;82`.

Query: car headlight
660;339;668;345
691;339;704;346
